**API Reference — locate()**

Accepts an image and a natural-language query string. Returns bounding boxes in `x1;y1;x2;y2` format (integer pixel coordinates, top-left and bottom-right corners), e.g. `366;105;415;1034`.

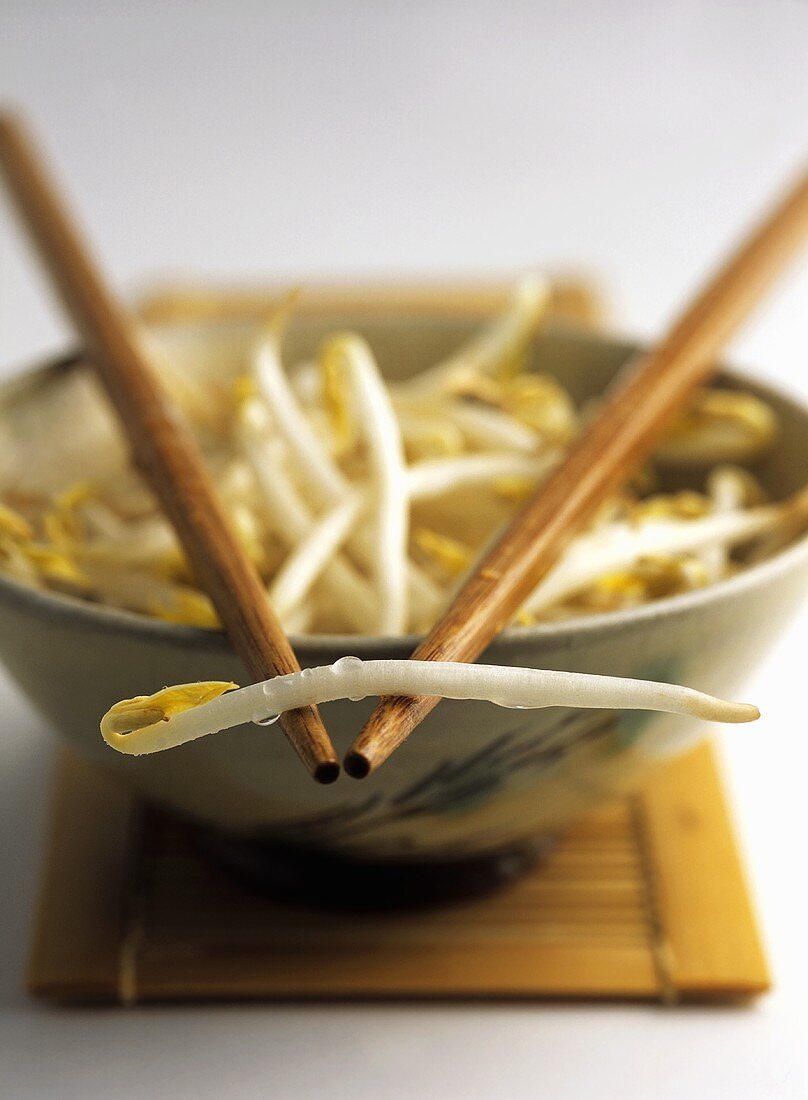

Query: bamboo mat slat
26;742;769;1004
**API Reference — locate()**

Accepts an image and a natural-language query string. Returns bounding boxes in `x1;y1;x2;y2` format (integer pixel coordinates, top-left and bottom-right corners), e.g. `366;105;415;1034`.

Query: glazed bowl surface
2;309;807;863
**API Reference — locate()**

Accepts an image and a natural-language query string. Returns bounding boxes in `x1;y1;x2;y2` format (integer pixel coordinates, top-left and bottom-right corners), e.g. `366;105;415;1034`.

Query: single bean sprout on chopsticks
100;659;759;757
0;274;802;637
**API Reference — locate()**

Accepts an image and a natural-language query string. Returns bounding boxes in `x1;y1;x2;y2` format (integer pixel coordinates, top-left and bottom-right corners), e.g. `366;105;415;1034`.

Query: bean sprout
320;335;409;633
522;491;808;616
407;452;560;500
268;493;363;617
394;274;551;399
252;292;348;507
700;466;747;580
446;402;542;453
100;658;758;756
236;398;377;630
656;390;777;465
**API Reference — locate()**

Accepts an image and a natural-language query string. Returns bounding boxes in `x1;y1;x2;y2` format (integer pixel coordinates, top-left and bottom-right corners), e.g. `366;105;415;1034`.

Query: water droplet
333;655;362;674
348;694;364;702
253;712;281;726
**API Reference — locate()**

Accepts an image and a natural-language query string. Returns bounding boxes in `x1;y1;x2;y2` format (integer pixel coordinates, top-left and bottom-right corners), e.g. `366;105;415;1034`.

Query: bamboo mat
27;742;769;1004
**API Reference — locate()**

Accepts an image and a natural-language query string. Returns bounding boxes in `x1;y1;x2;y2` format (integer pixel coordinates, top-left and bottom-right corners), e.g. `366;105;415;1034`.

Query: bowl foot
200;832;551;911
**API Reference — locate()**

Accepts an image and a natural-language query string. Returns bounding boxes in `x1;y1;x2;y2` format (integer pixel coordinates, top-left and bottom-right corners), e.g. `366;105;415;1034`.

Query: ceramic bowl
2;310;808;876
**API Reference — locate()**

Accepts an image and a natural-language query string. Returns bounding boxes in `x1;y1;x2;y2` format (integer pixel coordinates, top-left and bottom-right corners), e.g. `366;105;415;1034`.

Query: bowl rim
2;334;808;657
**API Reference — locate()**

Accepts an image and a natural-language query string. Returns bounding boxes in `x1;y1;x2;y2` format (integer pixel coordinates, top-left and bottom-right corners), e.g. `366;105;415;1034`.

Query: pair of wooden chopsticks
2;113;808;786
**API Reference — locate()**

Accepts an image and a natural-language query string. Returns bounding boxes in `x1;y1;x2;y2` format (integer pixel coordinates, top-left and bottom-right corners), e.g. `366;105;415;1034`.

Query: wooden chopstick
345;163;808;778
0;112;339;784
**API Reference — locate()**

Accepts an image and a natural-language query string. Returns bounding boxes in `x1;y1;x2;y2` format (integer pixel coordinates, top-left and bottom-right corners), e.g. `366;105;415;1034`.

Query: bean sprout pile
0;275;802;638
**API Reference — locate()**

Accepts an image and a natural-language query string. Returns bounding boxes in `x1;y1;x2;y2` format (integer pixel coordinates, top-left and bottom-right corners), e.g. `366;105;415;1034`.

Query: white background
2;2;808;1096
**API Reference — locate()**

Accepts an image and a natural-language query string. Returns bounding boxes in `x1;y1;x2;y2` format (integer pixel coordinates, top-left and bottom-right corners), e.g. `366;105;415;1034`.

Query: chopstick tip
314;759;341;785
344;695;428;778
279;708;340;784
343;750;372;780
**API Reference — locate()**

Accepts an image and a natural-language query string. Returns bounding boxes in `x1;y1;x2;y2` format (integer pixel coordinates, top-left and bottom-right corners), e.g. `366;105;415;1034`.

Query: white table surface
2;3;808;1096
